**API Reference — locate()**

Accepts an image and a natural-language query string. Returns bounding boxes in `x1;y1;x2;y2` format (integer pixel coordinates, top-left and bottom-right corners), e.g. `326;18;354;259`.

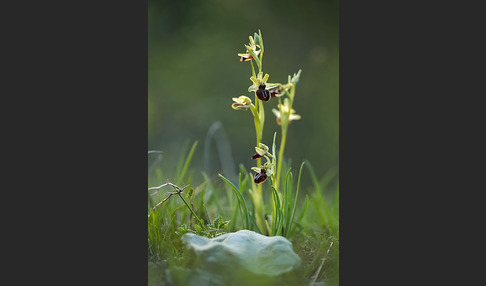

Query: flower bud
232;96;252;111
255;143;269;156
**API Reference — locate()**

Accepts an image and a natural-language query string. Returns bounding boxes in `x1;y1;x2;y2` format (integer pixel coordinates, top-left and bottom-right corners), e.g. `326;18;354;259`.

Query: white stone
181;230;301;277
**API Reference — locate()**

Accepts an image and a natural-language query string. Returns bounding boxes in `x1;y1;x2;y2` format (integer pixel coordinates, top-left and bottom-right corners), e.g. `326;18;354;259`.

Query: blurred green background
148;0;338;190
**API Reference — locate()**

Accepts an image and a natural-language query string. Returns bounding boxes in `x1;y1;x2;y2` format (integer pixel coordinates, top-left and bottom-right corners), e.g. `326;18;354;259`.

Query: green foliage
148;28;339;285
219;173;258;232
303;160;339;238
148;141;223;258
175;140;198;186
269;162;307;237
148;143;339;285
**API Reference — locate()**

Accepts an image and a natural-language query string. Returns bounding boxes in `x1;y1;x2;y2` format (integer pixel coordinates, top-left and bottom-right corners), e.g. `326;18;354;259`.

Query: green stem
250;61;256;78
255;101;263;197
275;127;288;192
250;99;265;232
177;192;209;234
258;29;264;68
259;50;263;73
275;85;295;192
271;180;276;236
248;49;261;71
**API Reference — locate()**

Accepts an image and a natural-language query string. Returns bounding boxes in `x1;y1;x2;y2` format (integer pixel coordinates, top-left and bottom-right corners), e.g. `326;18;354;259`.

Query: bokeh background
148;0;338;191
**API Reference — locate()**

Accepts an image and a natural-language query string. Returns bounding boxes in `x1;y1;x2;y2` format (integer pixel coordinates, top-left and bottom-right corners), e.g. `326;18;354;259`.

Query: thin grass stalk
176;141;198;186
284;171;293;237
295;195;309;227
219;173;250;229
275;127;287;192
288;162;305;236
271;186;282;235
175;140;189;177
176;191;209;233
280;168;291;236
305;160;332;229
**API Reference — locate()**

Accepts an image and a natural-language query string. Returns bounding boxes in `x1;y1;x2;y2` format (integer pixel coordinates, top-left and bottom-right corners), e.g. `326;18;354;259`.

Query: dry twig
148;182;190;216
309;241;334;286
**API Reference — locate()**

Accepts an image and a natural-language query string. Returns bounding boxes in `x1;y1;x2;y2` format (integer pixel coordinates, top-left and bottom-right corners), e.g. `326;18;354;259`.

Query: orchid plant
224;30;303;236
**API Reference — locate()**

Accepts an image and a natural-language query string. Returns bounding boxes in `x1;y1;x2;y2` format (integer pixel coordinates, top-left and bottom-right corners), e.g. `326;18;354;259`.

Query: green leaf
271;186;282;235
219;173;250;229
296;195;309;225
214;216;221;228
282;168;292;236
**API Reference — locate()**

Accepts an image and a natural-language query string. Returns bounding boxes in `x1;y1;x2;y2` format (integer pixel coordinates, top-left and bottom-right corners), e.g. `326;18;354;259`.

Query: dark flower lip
254;169;267;184
252;153;264;160
256;88;270;101
240;55;253;62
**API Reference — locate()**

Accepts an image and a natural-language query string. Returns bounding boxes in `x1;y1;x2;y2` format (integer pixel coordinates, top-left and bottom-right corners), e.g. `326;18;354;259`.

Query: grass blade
305;160;333;231
176;141;198;186
295;195;309;228
219;173;250;229
281;168;292;236
304;159;321;192
271;186;284;236
288;161;305;236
